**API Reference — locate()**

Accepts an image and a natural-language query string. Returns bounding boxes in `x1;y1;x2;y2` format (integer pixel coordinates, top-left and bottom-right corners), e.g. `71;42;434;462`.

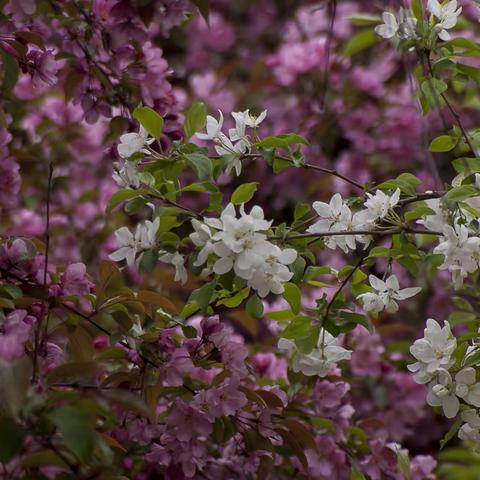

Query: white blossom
195;204;297;297
244;109;267;128
459;409;480;441
455;367;480;407
427;0;462;41
375;9;417;40
363;188;401;222
307;194;367;252
426;369;459;418
189;219;215;267
247;245;297;297
109;217;160;267
434;223;480;289
279;329;351;377
408;318;457;384
112;160;141;188
159;252;188;285
357;274;421;314
117;125;154;159
196;111;224;141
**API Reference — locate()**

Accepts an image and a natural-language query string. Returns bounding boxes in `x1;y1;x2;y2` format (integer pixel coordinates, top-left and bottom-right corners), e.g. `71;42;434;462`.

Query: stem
325;248;370;319
319;0;337;110
241;153;365;191
425;52;477;156
268;227;442;241
32;162;53;384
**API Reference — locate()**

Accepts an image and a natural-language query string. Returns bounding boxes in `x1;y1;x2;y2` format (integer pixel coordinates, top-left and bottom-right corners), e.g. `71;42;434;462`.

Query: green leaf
452;157;480;173
217;287;250;308
133;105;163;140
444;185;479;202
429;135;458;152
351;467;367;480
184;101;207;138
283;283;301;315
246;294;264;319
257;133;309;149
185;152;213;181
421;78;447;111
231;182;259;205
397;449;411;480
1;51;19;94
347;13;380;26
107;188;146;213
49;406;95;463
440;418;463;449
0;417;25;462
189;281;216;312
343;29;378;57
294;203;311;221
191;0;209;22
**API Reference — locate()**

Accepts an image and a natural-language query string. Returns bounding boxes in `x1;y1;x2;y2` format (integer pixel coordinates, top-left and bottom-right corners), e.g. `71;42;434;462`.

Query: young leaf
185;152;213;181
184;101;207;138
231;182;259;205
49;406;96;463
283;283;301;315
246;294;264;319
429;135;458;152
133;106;164;140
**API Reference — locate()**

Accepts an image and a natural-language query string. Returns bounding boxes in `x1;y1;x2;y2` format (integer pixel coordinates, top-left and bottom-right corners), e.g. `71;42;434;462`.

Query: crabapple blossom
363;188;401;223
279;330;351;377
375;9;417;40
427;0;462;40
112;160;141;189
159;252;188;285
408;318;456;384
455;367;480;407
459;410;480;441
433;223;480;289
357;274;421;314
117;125;154;159
110;217;160;267
426;369;459;418
195;111;224;141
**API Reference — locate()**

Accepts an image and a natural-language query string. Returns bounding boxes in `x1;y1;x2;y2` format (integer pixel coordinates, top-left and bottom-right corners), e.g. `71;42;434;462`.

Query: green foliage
184;101;207;138
231;182;259;205
133;105;164;140
429;135;458;152
343;29;378;56
256;133;309;149
185;152;213;181
48;406;96;463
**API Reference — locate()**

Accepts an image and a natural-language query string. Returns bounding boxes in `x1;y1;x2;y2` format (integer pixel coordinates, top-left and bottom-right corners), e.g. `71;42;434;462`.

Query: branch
269;227;442;241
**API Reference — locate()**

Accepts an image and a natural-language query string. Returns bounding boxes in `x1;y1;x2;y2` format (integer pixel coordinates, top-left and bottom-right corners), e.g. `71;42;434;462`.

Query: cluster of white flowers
278;329;351;377
427;0;462;40
419;198;480;290
307;189;400;253
409;319;480;439
110;217;160;267
190;203;297;297
195;109;267;176
357;274;421;314
109;217;187;283
112;124;155;188
375;1;461;42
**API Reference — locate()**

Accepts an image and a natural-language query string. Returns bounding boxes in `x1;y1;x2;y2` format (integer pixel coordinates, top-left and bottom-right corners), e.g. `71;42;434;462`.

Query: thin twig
32;162;53;384
319;0;337;110
425;52;477;156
